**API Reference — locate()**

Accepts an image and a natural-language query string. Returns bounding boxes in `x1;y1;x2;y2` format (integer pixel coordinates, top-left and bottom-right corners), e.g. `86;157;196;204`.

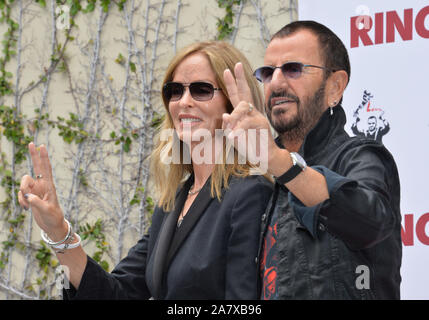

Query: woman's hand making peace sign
18;142;68;242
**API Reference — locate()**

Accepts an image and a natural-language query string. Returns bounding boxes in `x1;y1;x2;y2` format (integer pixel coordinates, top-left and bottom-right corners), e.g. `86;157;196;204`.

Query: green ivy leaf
84;2;95;13
35;0;46;8
100;260;109;271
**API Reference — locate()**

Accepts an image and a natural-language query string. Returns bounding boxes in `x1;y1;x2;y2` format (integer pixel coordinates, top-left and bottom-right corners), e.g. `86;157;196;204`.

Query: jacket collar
276;105;349;163
165;176;214;268
152;174;214;299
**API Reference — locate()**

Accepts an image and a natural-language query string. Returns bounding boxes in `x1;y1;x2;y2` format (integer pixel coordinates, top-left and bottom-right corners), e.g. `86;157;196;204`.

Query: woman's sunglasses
162;81;222;102
253;61;335;83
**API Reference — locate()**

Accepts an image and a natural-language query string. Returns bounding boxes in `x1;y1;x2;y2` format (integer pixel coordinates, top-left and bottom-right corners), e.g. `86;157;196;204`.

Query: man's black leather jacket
258;105;402;299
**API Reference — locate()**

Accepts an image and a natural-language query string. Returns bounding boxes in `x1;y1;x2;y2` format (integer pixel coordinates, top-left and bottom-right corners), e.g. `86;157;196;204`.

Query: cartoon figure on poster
351;90;390;143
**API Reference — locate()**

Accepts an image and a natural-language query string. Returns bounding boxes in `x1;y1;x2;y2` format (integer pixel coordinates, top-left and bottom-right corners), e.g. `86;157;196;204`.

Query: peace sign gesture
18;142;67;241
222;62;276;172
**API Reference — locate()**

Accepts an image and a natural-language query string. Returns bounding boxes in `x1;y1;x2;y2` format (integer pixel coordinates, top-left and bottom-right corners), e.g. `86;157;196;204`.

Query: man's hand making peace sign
222;62;277;173
222;62;329;207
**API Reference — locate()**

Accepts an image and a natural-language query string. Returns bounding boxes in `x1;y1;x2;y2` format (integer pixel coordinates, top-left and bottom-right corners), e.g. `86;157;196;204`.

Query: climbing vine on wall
216;0;243;40
0;0;161;299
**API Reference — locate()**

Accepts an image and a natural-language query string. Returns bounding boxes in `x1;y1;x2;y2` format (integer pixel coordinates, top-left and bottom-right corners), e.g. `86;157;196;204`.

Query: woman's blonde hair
150;41;266;212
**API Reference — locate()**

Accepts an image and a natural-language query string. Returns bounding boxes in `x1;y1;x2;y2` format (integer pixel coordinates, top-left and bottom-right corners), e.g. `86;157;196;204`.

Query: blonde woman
18;41;273;299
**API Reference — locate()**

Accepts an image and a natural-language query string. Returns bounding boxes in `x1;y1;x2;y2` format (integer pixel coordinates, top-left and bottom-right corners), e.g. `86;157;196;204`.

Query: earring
330;101;337;116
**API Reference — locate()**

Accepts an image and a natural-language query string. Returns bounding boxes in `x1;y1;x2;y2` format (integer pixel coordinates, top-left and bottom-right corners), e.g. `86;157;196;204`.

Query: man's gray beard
267;81;327;144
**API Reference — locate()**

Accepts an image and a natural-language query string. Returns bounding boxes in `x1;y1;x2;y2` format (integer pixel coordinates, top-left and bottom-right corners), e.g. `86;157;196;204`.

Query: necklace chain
188;184;202;196
177;216;183;227
178;184;202;227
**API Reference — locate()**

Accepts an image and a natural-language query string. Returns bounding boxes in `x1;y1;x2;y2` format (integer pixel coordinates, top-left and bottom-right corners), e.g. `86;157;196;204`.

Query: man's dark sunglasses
253;61;335;83
162;81;222;102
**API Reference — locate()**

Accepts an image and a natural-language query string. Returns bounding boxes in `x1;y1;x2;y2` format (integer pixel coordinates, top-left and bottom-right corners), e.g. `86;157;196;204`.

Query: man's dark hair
271;20;351;86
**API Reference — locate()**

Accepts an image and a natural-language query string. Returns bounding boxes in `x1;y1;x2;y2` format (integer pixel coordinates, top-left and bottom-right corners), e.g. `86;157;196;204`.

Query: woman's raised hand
18;142;68;241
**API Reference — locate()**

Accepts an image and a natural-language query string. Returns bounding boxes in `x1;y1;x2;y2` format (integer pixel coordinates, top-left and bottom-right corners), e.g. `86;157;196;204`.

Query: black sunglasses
253;61;335;83
162;81;222;102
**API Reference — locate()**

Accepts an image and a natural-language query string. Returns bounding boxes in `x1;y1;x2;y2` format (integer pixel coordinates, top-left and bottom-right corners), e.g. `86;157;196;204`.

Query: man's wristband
275;152;307;184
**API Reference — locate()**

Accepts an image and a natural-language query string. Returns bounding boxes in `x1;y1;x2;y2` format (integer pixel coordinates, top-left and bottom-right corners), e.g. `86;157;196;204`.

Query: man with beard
222;20;402;299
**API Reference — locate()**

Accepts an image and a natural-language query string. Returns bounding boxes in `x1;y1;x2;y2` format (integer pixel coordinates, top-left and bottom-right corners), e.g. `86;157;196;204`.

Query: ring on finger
36;174;43;179
248;103;254;113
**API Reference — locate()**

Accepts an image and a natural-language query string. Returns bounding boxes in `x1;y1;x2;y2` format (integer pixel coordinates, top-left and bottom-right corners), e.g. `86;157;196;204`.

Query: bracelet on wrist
52;233;81;254
40;219;72;246
40;219;81;253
